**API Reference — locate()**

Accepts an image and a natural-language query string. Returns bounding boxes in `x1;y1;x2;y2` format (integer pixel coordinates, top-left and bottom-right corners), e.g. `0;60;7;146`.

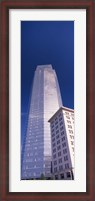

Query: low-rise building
48;106;74;180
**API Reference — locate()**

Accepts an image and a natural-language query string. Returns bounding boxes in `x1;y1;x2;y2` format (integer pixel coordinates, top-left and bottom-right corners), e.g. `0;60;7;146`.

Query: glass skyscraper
21;64;62;179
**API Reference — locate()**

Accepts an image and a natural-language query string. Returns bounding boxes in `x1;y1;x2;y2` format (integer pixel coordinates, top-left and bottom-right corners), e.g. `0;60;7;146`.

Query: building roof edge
48;106;74;122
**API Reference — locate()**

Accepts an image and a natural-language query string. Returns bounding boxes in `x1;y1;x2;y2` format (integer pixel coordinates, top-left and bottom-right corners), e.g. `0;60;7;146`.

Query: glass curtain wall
21;65;62;179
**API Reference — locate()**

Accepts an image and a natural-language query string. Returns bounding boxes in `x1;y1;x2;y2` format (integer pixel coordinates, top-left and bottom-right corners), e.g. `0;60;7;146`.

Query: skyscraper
21;64;62;179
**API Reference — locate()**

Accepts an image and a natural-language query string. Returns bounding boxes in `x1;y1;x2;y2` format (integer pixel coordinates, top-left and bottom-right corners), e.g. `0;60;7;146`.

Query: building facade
21;64;62;179
48;106;74;180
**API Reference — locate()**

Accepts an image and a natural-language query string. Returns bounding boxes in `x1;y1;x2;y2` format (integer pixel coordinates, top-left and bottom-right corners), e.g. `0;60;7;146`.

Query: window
53;143;56;147
67;120;71;124
51;124;54;128
55;175;58;179
70;135;74;140
52;133;55;138
69;130;73;134
54;167;57;173
53;154;56;159
59;158;62;163
56;134;59;139
55;121;58;125
54;160;57;165
72;147;74;152
71;141;74;145
52;137;55;142
62;142;66;148
61;131;64;136
60;126;64;131
59;113;62;117
56;125;58;130
65;111;69;115
57;140;60;144
59;165;63;171
26;144;30;147
60;173;64;179
57;145;61;150
59;117;62;121
58;151;61;157
63;148;67;154
60;121;63;126
56;130;59;134
67;172;71;178
65;163;69;169
51;121;54;125
66;116;70;119
62;136;65;141
55;117;58;121
53;148;56;153
68;125;72;128
64;155;68;161
26;159;33;162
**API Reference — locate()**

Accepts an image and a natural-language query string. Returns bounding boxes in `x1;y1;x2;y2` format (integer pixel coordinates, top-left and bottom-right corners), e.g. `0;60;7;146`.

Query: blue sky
21;21;74;145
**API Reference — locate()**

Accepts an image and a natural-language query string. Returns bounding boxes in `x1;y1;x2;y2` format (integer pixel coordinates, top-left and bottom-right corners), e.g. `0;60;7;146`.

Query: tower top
36;64;52;70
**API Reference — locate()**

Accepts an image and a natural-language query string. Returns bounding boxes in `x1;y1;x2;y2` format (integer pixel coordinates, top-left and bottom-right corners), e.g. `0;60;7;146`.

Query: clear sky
21;21;74;145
